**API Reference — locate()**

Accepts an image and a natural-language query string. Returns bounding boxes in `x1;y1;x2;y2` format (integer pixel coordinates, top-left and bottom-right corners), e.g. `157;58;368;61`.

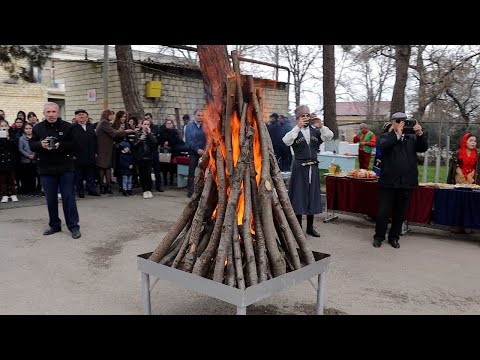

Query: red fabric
458;132;477;180
358;151;372;170
175;156;189;165
325;176;434;224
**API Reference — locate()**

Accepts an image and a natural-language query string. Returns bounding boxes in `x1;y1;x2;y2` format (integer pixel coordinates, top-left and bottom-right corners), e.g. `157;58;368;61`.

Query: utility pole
275;45;279;81
103;45;109;109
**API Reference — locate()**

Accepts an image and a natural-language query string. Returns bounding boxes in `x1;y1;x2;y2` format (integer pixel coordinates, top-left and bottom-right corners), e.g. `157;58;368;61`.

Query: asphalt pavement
1;185;479;315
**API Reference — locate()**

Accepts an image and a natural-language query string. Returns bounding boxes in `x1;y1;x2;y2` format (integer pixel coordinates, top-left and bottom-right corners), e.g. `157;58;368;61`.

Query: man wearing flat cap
282;105;334;237
71;108;99;199
372;111;428;249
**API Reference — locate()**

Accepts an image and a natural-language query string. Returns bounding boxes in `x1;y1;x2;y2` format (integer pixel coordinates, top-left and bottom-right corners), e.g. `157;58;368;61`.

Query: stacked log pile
149;46;315;289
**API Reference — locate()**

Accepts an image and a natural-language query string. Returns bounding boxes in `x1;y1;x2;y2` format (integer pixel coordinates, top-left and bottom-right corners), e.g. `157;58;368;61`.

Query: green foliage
418;164;447;183
0;45;63;81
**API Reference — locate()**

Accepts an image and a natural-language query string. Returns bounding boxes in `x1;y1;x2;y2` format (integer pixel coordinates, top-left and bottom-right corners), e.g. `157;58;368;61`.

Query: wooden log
231;50;244;115
192;150;228;277
232;220;245;289
247;75;286;277
197;220;214;257
160;232;186;265
241;165;258;287
212;128;253;282
239;102;247;147
160;220;193;264
256;88;264;122
148;158;207;263
271;195;301;270
249;161;268;282
225;75;236;176
268;151;315;265
226;242;235;286
182;170;214;273
171;226;193;269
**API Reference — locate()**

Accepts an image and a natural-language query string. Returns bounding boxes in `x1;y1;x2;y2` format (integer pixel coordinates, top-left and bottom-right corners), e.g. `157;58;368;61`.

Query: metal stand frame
138;251;330;315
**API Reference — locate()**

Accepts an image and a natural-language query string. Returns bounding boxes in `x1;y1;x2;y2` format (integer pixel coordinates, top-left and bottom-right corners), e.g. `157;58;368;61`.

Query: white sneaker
1;196;8;203
147;191;153;198
10;195;18;202
143;191;149;199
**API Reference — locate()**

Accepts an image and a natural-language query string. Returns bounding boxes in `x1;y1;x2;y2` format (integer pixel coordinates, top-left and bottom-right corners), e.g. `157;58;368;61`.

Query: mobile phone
0;130;7;138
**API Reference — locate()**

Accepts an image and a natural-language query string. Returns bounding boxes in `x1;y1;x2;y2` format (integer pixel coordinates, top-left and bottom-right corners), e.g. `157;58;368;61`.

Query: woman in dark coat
158;118;182;186
112;111;128;187
95;109;133;194
133;118;157;198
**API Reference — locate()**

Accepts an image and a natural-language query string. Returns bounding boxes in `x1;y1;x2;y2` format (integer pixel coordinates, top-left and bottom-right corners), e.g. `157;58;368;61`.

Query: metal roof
336;101;390;116
50;45;200;70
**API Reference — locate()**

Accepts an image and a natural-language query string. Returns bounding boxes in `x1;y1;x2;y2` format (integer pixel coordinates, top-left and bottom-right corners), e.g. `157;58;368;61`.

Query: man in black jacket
31;102;81;239
71;109;99;198
373;112;428;249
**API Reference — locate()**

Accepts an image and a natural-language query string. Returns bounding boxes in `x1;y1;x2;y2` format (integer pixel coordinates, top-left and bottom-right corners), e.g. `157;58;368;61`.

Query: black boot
100;184;106;194
122;190;128;196
306;215;321;237
106;185;113;194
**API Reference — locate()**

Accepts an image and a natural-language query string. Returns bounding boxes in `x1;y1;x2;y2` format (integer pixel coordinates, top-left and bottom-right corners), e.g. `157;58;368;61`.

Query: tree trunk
323;45;338;138
390;45;411;114
115;45;145;120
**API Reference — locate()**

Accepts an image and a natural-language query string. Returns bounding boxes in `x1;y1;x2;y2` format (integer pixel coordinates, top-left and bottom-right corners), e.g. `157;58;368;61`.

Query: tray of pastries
346;169;378;180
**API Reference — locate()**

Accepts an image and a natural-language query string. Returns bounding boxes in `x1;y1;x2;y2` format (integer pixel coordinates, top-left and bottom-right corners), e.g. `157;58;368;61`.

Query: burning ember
149;46;315;289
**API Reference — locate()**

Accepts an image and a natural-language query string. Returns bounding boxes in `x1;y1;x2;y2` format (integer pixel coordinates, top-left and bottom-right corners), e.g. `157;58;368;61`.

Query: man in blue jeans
185;109;206;197
31;102;81;239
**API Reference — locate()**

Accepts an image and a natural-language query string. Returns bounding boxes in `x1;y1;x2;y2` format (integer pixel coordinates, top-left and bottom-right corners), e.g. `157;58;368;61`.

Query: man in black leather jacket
31;102;81;239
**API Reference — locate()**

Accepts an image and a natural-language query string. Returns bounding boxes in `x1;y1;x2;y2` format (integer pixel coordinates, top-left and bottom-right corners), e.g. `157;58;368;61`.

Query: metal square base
137;250;331;315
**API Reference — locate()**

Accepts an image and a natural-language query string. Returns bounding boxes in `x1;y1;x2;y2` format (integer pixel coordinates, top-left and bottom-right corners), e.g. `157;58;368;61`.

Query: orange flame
201;101;262;237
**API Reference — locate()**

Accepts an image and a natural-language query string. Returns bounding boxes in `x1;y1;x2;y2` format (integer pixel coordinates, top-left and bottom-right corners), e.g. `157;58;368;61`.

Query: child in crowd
119;141;135;196
18;123;37;196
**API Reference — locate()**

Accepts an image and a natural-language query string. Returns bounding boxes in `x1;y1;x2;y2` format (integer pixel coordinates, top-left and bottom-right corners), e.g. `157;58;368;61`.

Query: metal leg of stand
142;272;151;315
316;272;326;315
323;208;338;223
237;306;247;315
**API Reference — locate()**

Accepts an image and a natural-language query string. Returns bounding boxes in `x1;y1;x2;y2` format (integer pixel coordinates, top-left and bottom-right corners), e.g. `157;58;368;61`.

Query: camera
45;136;58;150
396;118;416;135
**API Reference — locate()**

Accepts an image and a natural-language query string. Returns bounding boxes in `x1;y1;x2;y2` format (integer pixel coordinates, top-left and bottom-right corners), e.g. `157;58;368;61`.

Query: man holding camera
31;102;81;239
282;105;333;237
372;112;428;249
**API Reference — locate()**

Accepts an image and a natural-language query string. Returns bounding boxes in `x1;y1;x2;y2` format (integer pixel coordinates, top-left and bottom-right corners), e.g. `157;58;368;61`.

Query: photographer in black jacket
31;102;81;239
373;112;428;249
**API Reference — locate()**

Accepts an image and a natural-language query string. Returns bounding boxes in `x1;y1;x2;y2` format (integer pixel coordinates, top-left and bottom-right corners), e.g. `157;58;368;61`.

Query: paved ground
1;186;479;315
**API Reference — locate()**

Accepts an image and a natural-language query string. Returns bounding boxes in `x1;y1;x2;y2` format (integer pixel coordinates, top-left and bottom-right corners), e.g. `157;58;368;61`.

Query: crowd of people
0;106;196;204
3;103;477;245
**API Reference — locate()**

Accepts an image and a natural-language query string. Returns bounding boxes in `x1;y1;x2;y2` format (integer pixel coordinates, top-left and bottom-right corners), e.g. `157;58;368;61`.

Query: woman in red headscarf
448;132;479;185
447;132;479;233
